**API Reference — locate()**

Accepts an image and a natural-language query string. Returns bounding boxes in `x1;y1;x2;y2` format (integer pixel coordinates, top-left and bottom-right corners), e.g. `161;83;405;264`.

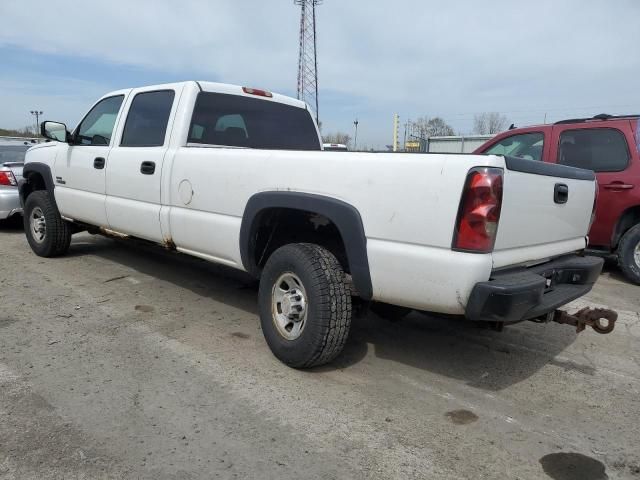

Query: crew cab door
105;86;181;242
54;94;127;225
550;122;639;247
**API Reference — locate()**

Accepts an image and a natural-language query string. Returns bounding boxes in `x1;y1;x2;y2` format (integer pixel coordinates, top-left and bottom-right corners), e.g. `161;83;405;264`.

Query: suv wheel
258;243;352;368
24;191;72;257
617;224;640;285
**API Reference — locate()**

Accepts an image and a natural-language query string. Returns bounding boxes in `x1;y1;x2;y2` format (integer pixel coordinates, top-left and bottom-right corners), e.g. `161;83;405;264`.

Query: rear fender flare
240;191;372;300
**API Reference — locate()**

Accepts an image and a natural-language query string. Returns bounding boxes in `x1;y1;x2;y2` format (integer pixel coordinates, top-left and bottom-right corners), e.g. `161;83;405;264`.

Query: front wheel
617;224;640;285
258;243;352;368
23;190;72;257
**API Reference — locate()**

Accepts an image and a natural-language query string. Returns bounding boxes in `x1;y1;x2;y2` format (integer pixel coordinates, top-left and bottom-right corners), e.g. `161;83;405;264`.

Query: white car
0;141;33;220
19;81;610;367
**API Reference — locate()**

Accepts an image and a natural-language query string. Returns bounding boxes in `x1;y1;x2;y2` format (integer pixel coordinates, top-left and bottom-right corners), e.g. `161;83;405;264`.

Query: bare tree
473;112;509;135
322;132;352;147
409;116;454;138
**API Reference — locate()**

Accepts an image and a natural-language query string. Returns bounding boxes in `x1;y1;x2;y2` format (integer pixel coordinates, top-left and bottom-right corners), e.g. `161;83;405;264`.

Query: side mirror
41;121;69;143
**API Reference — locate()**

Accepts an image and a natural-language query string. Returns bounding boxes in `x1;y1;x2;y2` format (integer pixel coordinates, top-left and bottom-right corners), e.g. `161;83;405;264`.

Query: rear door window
121;90;175;147
484;132;544;161
558;128;629;172
188;92;320;150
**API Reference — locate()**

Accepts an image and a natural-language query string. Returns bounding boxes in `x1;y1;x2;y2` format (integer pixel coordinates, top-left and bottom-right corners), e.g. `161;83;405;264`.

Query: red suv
475;114;640;284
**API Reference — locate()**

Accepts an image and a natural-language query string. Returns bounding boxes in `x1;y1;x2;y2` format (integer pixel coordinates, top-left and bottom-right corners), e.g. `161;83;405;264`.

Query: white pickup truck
19;81;614;368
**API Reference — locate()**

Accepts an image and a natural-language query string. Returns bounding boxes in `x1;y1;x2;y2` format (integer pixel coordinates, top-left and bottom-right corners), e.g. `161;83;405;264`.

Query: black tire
617;224;640;285
23;190;72;257
370;302;412;322
258;243;352;368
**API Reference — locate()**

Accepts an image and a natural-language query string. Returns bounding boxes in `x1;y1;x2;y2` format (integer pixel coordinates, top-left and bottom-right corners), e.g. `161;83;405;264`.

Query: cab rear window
188;92;320;150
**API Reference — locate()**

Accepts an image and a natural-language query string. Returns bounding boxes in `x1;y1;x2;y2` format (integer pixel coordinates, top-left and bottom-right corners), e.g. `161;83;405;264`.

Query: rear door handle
140;161;156;175
602;182;634;190
554;183;569;204
93;157;105;169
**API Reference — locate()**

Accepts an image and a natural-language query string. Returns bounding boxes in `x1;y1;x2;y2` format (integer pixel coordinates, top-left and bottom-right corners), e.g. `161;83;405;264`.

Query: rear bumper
466;255;603;323
0;187;22;219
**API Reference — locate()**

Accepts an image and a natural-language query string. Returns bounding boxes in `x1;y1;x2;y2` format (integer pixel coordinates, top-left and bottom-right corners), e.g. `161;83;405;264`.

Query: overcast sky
1;0;639;148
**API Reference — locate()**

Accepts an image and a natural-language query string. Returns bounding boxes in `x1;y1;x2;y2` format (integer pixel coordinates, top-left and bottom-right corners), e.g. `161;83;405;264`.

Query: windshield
484;132;544;161
0;144;30;163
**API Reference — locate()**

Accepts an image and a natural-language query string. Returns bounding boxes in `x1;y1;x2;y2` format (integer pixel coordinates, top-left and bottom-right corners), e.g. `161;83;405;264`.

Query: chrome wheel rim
30;206;46;244
634;241;640;268
271;272;308;340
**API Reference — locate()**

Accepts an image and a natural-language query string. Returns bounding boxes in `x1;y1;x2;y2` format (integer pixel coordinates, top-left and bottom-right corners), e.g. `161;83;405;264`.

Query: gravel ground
1;221;639;479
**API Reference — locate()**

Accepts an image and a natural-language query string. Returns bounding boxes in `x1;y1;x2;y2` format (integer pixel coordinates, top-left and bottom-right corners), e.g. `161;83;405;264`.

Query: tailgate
493;156;596;268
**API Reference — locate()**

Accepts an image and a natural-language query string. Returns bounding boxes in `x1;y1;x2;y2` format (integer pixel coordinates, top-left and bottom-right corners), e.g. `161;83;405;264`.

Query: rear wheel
258;243;352;368
617;224;640;285
24;191;71;257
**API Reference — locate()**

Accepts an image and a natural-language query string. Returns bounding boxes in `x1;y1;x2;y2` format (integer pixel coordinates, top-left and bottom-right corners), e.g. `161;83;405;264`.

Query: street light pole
353;119;359;151
30;110;43;136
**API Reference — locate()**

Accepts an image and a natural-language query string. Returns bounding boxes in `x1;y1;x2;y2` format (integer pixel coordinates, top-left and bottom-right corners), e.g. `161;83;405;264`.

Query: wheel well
252;208;349;273
22;172;47;202
612;206;640;248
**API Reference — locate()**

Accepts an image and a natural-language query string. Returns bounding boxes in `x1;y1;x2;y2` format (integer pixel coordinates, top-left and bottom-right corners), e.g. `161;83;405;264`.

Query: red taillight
0;170;17;186
453;167;503;253
242;87;273;98
589;178;599;229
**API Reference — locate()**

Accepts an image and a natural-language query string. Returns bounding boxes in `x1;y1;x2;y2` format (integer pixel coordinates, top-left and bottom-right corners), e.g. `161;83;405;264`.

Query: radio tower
295;0;322;123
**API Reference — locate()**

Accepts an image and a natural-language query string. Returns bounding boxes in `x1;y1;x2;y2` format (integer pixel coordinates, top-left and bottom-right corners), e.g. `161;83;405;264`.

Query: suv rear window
188;92;320;150
484;132;544;161
558;128;629;172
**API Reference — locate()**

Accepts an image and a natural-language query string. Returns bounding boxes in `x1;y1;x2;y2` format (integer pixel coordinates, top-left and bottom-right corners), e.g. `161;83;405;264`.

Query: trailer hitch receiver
551;307;618;334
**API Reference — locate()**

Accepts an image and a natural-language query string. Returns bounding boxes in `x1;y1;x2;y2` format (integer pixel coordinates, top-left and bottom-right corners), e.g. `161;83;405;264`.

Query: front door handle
140;161;156;175
602;182;634;191
93;157;105;169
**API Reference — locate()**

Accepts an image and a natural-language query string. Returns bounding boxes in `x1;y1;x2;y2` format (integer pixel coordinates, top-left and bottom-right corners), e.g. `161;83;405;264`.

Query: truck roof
101;81;308;111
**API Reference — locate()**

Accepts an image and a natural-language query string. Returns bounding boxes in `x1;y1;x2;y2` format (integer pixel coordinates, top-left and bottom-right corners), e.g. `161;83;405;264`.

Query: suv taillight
453;167;503;253
0;170;17;186
589;178;599;229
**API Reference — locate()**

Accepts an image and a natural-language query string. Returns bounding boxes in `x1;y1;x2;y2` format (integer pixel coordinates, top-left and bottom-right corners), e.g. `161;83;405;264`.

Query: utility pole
30;110;43;136
403;120;409;151
295;0;322;124
353;119;359;151
393;114;399;152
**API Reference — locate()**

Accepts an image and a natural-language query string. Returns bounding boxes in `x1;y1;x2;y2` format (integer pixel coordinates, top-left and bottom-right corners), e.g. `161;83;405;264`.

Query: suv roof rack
554;113;640;125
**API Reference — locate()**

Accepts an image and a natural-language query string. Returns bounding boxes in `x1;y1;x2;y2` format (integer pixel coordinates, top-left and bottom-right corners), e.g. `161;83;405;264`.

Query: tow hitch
548;307;618;334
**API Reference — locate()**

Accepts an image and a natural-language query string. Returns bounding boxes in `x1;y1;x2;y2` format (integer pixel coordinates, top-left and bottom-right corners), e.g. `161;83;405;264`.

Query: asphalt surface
1;219;639;479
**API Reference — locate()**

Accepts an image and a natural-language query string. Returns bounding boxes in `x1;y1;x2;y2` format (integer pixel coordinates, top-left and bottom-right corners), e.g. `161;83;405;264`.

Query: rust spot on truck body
163;238;177;250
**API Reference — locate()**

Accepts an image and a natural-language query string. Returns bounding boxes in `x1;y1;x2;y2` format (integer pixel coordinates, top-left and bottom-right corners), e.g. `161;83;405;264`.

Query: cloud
1;0;639;146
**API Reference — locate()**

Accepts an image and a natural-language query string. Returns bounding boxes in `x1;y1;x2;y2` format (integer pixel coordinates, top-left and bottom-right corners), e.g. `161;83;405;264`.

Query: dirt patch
231;332;251;339
0;317;19;328
445;409;478;425
134;305;155;313
539;452;608;480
